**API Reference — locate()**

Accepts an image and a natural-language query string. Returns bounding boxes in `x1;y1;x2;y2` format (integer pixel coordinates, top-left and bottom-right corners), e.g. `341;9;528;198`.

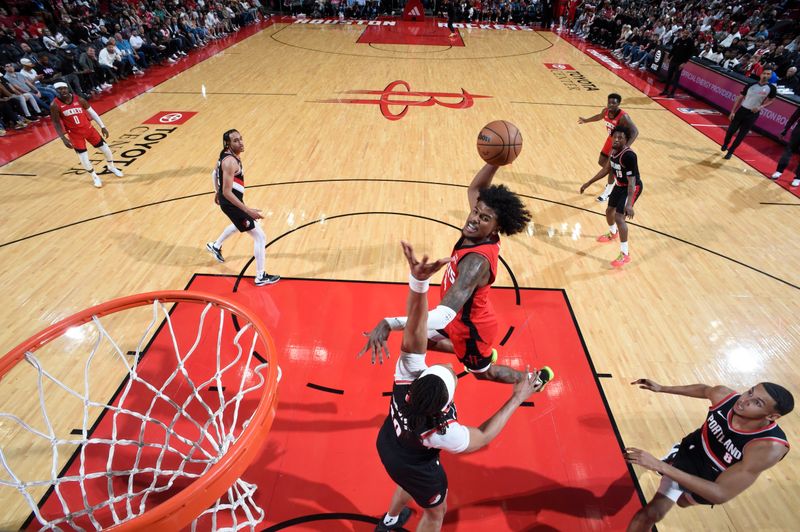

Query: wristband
409;274;429;293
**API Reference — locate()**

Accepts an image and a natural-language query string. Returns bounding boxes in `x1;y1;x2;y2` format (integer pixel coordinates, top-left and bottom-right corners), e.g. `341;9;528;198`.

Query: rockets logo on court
318;80;491;121
143;111;198;125
544;64;599;91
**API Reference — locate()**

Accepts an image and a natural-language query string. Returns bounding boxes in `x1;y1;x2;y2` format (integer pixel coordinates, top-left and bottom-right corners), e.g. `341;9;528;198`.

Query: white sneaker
108;165;124;177
92;174;103;188
792;179;800;187
771;171;782;180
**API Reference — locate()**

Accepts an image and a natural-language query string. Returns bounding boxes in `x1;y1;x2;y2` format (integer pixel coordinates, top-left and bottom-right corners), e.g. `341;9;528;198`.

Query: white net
0;297;277;531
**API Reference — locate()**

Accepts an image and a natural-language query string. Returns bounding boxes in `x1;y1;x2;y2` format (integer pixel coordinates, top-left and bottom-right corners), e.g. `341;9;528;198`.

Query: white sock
603;183;615;197
620;241;629;255
214;224;238;249
77;151;94;172
248;223;266;276
99;143;117;169
383;514;399;526
609;224;618;235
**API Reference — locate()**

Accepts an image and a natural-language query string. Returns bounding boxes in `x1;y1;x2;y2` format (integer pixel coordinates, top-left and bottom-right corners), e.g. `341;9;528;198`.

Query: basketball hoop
0;291;279;531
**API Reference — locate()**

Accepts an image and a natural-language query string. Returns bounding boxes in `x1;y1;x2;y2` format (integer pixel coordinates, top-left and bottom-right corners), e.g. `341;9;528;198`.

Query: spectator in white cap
18;58;58;103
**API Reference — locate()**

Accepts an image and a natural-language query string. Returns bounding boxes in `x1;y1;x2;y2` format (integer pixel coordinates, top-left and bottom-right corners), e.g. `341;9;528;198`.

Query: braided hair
218;129;239;159
401;375;451;435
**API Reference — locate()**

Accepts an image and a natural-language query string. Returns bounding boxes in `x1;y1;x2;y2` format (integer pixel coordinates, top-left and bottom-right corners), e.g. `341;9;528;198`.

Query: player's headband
419;365;456;411
53;82;68;90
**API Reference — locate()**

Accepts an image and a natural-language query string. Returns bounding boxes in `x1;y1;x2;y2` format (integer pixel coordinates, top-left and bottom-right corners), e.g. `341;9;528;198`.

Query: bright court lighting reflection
724;345;762;374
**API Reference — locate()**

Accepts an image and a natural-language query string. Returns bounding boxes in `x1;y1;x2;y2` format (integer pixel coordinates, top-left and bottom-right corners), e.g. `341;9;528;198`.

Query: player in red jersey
50;82;123;188
359;164;535;384
578;93;638;202
625;379;792;532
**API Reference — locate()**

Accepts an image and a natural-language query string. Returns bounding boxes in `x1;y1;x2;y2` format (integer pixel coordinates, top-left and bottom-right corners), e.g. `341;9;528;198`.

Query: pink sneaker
611;253;631;267
597;232;618;243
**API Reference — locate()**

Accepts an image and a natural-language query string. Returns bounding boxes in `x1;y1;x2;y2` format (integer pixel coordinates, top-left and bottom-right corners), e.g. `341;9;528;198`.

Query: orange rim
0;291;279;531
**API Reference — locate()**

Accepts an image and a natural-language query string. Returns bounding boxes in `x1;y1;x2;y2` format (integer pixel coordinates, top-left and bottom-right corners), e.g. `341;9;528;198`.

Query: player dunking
625;379;792;532
581;126;642;267
373;241;551;532
360;164;533;384
205;129;280;287
578;93;639;202
50;82;123;188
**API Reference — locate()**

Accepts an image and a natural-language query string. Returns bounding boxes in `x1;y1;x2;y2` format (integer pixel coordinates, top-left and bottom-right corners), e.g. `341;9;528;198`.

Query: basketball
476;120;523;166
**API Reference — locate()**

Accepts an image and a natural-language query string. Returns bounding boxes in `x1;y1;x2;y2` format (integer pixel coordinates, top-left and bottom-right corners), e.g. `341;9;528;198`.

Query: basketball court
1;15;798;531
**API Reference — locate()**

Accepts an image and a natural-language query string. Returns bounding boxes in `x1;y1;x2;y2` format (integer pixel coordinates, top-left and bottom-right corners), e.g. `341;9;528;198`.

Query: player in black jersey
205;129;279;286
580;125;642;268
624;378;793;532
373;241;551;532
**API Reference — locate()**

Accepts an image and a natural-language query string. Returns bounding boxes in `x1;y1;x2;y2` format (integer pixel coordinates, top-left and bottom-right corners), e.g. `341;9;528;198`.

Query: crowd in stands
4;0;799;136
286;0;556;27
567;0;800;95
0;0;268;136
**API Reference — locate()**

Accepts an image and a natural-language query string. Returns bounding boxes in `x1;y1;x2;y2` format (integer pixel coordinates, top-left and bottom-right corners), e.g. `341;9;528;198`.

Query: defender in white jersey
625;378;792;532
372;241;552;532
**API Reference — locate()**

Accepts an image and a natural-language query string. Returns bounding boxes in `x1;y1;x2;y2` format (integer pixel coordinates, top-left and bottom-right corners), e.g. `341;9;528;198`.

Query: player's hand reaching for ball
579;182;590;194
577;117;587;124
400;241;452;281
101;127;109;138
512;366;541;403
624;447;663;472
61;137;73;149
631;378;663;393
357;320;391;365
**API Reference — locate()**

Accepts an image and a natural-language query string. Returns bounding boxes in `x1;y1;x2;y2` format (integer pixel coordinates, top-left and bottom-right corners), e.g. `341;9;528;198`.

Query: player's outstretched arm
462;369;541;453
357;244;450;364
580;159;611;193
631;379;735;403
577;109;605;124
399;241;451;355
625;440;787;504
468;163;499;209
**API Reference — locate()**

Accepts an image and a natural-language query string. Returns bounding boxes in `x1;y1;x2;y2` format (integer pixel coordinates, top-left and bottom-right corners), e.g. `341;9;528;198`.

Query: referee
722;66;777;160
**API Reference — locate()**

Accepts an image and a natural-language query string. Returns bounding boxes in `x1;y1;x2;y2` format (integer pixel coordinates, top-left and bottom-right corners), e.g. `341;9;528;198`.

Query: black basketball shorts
220;204;255;232
608;182;643;214
376;423;448;508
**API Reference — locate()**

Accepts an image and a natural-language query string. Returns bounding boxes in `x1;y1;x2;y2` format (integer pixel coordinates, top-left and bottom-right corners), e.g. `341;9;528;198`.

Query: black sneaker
206;243;224;263
723;152;733;160
255;272;280;286
720;145;727;152
375;507;412;531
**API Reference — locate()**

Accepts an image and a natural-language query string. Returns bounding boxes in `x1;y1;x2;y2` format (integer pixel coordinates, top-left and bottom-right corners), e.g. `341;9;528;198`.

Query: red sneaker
597;232;618;243
611;253;631;267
